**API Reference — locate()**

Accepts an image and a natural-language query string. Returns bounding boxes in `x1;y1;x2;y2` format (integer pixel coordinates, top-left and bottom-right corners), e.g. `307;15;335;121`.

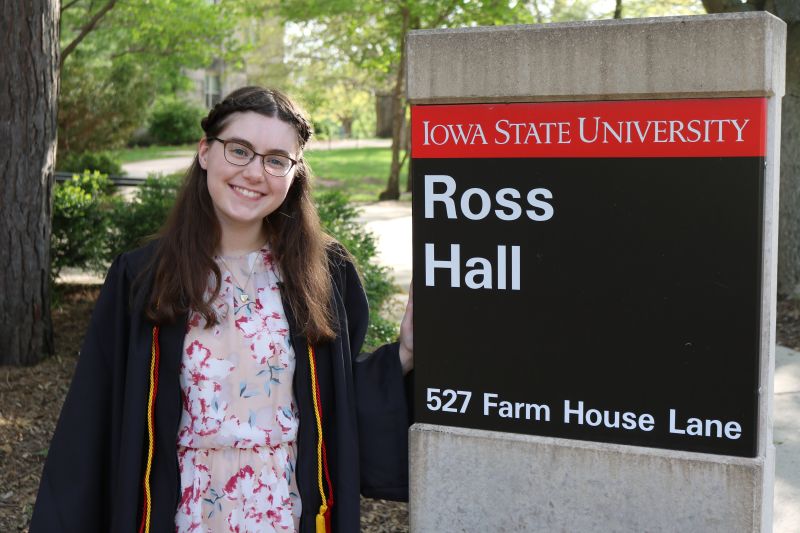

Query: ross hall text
423;174;554;291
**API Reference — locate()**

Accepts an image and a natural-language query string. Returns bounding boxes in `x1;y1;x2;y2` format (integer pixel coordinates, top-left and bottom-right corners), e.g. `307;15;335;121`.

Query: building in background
185;17;289;109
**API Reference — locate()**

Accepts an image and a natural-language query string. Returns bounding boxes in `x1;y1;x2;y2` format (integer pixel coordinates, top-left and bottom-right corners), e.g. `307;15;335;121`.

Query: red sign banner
411;98;766;159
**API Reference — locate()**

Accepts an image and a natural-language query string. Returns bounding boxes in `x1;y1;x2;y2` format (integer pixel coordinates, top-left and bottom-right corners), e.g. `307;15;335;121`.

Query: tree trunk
340;116;353;138
703;1;800;298
379;6;409;201
778;18;800;297
405;112;413;193
0;0;59;365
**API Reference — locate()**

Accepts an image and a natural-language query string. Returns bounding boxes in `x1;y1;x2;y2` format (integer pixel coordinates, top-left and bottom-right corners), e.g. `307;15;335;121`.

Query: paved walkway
775;345;800;531
356;201;413;290
123;155;193;178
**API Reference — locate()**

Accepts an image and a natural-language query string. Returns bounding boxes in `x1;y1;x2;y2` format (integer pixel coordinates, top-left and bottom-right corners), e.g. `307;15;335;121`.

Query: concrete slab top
408;12;786;104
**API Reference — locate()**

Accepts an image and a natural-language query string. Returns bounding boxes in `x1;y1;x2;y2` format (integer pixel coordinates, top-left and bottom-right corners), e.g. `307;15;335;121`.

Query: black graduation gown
31;243;410;532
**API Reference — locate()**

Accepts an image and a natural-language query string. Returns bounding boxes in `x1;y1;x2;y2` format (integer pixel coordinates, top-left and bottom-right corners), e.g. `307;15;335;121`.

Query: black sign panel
411;99;766;457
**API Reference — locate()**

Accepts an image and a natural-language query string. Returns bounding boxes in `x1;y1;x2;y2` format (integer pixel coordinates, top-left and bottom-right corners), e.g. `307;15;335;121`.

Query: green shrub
312;118;340;141
148;97;205;145
51;171;119;279
109;173;183;257
57;151;123;175
127;128;157;148
58;55;155;154
51;172;180;281
315;190;398;349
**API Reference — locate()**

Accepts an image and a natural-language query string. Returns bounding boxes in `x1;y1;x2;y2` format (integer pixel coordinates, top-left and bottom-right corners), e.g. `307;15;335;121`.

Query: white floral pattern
175;247;300;532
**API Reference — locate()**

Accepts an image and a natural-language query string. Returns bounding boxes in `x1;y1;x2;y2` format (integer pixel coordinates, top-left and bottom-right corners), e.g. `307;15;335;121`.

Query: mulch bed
0;285;100;531
2;285;799;531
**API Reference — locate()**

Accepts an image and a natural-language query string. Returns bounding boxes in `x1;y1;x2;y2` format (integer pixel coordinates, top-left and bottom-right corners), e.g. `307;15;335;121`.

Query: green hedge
51;171;119;279
109;173;182;255
316;190;398;349
51;172;180;279
57;151;123;176
148;97;205;145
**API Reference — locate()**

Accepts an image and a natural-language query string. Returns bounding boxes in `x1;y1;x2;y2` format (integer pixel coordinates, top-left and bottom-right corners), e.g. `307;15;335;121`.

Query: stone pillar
407;13;785;532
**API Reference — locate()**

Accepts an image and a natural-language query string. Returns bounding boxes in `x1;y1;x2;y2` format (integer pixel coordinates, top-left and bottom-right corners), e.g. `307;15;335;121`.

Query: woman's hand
398;283;413;375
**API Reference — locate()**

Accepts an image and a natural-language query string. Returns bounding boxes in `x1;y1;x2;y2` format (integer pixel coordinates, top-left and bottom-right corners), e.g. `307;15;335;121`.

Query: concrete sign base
411;424;773;532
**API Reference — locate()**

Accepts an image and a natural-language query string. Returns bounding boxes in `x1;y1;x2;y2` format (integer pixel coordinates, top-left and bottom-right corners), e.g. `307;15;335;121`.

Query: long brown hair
145;86;337;343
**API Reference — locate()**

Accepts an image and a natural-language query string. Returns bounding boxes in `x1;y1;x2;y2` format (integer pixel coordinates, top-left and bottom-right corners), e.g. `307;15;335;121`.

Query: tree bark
703;0;800;298
778;18;800;297
404;112;413;193
340;116;353;138
0;0;59;365
379;6;409;201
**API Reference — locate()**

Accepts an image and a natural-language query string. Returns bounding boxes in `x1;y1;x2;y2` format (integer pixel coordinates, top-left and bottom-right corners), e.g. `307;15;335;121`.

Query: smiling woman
31;87;414;533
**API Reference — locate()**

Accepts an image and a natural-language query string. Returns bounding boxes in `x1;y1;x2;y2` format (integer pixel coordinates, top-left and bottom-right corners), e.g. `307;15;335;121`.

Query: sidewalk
775;345;800;531
357;201;413;290
122;155;193;178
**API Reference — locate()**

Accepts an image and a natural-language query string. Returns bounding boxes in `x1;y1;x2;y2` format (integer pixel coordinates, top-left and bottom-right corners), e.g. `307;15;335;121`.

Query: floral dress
175;247;301;532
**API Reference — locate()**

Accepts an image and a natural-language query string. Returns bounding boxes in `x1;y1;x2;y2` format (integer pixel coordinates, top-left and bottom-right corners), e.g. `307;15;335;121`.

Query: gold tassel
316;504;328;533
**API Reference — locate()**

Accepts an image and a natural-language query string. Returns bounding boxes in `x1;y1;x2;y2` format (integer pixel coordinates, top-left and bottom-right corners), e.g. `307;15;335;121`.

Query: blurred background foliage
55;0;706;172
146;96;207;146
57;0;245;159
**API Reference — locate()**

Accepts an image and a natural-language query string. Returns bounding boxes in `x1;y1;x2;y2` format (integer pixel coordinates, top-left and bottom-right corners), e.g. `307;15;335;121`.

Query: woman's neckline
216;244;269;260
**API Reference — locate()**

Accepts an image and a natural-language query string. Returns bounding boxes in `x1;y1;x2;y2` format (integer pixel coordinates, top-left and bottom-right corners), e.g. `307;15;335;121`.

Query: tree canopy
58;0;247;154
269;0;537;197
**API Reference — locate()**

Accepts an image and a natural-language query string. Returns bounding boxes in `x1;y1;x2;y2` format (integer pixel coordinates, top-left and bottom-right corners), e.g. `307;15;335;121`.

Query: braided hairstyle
145;86;337;342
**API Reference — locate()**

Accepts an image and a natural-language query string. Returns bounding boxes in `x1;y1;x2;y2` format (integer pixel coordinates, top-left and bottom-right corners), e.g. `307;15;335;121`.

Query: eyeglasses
207;137;298;177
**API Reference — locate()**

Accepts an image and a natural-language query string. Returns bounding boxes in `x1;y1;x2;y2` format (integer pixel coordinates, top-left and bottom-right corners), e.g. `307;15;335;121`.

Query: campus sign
412;98;766;457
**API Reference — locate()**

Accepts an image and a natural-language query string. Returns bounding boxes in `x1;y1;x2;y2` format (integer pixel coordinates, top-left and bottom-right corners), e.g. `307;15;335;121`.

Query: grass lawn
116;144;196;163
304;147;409;202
